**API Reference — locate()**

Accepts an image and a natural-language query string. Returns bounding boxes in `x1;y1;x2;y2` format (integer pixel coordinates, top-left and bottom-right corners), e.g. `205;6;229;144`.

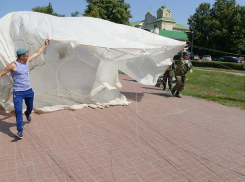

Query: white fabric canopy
0;11;186;113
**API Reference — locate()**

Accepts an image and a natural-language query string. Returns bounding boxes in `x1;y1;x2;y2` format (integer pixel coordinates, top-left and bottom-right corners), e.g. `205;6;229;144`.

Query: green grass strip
183;70;245;109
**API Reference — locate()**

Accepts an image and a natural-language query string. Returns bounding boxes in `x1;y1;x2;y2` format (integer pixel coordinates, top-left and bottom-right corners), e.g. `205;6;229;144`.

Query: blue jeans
13;88;34;132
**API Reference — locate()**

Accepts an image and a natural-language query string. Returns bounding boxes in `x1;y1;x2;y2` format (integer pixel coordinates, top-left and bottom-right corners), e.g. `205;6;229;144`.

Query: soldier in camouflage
162;62;175;91
171;52;193;98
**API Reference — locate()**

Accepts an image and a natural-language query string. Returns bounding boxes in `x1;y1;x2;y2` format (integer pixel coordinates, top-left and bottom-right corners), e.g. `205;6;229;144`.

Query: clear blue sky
1;0;245;27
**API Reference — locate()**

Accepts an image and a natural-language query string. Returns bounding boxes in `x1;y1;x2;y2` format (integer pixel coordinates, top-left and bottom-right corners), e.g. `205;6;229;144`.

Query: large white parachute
0;11;185;113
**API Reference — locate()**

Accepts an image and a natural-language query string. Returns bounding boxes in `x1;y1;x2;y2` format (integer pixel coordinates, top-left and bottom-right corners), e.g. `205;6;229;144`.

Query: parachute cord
47;43;106;181
189;45;245;57
132;80;139;143
10;112;75;182
9;112;34;182
24;123;76;181
186;44;245;90
132;80;146;181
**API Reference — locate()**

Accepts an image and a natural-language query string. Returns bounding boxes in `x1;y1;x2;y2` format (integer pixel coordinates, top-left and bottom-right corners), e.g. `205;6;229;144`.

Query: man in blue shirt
0;39;49;139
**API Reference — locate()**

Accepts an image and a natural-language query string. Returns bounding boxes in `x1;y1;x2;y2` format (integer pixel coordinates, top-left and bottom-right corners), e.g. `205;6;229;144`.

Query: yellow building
131;5;189;33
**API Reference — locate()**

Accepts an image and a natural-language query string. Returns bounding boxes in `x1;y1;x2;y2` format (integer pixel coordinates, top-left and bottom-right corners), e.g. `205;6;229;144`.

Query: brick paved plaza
0;74;245;182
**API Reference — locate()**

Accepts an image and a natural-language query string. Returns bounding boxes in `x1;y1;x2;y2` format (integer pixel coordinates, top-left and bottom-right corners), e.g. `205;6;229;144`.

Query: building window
166;13;168;17
154;25;157;28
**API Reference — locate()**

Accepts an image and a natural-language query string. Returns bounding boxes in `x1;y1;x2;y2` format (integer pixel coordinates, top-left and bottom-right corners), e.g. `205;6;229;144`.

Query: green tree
82;0;133;25
32;2;65;17
188;0;245;58
71;11;81;17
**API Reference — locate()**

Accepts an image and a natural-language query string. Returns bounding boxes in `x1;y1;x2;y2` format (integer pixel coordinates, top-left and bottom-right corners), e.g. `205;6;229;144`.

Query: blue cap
17;48;28;56
183;52;189;56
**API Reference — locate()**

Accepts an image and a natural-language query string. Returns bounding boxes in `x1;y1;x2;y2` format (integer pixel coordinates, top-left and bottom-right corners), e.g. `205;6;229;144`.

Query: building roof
147;11;155;17
161;5;168;10
154;17;176;22
151;28;188;40
174;24;189;30
130;20;145;26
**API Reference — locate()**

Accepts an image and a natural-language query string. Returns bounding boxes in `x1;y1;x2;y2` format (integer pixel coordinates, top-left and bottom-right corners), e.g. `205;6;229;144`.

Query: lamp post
191;23;196;55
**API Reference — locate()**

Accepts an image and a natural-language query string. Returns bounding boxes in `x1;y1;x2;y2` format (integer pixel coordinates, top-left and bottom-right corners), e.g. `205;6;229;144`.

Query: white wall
165;24;174;30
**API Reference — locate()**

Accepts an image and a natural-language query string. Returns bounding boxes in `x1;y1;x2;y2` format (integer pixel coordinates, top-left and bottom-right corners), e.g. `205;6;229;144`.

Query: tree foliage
83;0;133;25
32;2;65;17
71;11;81;17
188;0;245;58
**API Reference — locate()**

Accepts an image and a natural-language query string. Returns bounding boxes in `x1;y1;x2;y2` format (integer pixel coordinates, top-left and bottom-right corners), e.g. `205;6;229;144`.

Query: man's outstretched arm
28;39;49;63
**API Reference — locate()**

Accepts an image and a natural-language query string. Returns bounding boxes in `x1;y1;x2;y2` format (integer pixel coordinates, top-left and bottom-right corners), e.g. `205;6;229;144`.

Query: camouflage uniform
162;62;175;90
172;52;193;95
155;75;162;87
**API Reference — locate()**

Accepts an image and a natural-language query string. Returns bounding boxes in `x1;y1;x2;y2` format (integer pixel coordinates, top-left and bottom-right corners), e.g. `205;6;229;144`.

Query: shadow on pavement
121;92;144;102
123;79;137;82
0;106;29;141
141;86;163;91
150;92;173;98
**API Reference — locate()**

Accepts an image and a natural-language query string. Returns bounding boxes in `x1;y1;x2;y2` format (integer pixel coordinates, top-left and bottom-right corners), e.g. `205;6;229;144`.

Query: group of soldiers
156;51;193;98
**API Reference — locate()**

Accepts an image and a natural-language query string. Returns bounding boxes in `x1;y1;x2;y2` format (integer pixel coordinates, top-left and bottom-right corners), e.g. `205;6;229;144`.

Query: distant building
131;5;189;42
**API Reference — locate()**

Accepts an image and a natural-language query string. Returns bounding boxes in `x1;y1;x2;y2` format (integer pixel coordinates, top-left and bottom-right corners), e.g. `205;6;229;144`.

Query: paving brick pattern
0;74;245;181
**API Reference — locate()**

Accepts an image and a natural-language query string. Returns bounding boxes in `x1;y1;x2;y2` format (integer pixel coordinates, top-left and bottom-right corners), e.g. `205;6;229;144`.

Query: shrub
174;60;244;70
